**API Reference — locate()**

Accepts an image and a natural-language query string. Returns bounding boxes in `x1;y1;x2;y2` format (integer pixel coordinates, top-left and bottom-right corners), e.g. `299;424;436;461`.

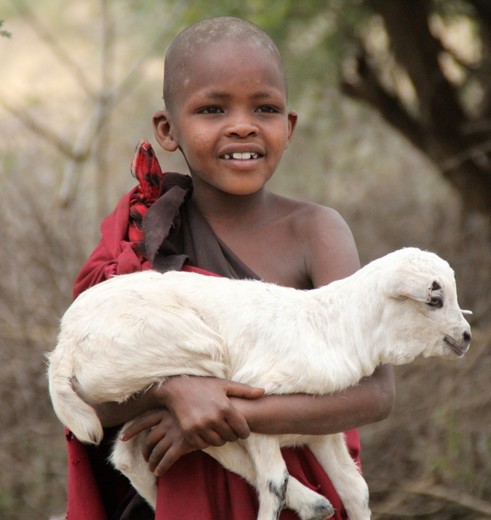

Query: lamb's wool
48;247;471;520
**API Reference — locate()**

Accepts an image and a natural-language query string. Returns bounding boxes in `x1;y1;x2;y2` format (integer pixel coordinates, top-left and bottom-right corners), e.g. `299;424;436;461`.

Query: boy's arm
232;364;394;435
92;376;264;444
119;365;393;476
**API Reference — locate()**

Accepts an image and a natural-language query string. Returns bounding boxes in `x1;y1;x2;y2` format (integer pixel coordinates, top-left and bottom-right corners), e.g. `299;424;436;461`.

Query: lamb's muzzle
47;247;471;520
444;331;471;356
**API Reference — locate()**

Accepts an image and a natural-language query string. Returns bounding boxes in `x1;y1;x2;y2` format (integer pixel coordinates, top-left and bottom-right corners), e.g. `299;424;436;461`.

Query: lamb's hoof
298;497;335;520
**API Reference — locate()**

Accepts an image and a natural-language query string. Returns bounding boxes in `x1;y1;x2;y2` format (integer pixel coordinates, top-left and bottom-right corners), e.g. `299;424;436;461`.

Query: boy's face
155;40;297;197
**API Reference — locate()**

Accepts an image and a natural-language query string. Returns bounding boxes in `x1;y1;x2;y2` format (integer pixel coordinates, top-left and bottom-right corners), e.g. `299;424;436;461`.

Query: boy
67;16;395;520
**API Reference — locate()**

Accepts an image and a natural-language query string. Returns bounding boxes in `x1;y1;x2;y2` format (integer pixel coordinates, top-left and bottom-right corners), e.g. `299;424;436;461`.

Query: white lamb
48;247;471;520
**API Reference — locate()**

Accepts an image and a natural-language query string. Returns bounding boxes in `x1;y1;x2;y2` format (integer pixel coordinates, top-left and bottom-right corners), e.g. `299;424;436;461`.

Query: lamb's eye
426;281;443;309
427;294;443;309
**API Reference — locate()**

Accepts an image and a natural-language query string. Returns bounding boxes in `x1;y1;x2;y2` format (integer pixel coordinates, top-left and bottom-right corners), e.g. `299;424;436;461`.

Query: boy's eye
199;106;223;114
257;105;279;114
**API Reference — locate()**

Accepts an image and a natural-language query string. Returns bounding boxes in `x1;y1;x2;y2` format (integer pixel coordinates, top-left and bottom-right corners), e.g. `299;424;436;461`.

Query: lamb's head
373;248;471;365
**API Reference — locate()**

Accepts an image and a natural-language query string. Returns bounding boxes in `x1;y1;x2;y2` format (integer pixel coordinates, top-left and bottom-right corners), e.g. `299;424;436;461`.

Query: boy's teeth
223;152;259;160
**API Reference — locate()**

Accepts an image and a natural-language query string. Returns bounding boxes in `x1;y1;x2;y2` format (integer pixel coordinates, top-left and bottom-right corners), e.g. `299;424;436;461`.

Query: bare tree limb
107;0;190;106
57;0;189;210
0;97;88;163
468;0;491;27
10;0;96;99
367;0;466;131
57;104;109;207
406;479;491;517
340;45;426;153
92;0;115;217
340;0;491;214
2;0;190;212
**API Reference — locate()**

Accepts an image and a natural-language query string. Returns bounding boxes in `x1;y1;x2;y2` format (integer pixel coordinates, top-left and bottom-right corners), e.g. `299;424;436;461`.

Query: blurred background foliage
0;0;490;518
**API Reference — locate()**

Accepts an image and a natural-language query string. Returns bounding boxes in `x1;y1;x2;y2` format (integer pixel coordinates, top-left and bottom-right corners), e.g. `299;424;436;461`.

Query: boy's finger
147;437;172;471
212;424;239;443
226;413;251;439
142;427;168;461
199;428;228;447
225;381;265;399
120;411;162;441
152;444;192;475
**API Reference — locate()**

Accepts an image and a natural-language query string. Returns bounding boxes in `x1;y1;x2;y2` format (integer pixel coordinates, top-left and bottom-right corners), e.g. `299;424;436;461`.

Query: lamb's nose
463;330;472;346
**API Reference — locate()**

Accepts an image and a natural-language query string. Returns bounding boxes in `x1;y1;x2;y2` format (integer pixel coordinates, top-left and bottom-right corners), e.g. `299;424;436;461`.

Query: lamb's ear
390;271;441;304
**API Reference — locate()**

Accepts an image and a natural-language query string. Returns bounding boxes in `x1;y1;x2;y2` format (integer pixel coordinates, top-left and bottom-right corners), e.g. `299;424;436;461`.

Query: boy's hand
155;376;264;447
121;408;195;475
121;376;264;474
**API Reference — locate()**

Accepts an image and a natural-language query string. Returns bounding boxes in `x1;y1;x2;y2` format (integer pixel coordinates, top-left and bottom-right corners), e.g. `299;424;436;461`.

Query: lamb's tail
47;344;103;445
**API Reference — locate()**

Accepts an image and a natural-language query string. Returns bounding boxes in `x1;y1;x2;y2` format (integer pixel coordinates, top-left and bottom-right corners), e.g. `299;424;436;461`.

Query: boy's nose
225;117;258;138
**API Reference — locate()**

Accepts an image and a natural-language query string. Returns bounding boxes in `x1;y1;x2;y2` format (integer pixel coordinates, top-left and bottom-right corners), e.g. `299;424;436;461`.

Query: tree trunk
341;0;491;214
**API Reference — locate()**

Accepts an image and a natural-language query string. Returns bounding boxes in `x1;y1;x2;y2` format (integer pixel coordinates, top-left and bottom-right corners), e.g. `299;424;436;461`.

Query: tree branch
340;46;426;153
11;0;95;99
466;0;491;119
468;0;491;27
339;0;491;214
0;97;88;162
368;0;466;131
107;0;189;106
406;479;491;517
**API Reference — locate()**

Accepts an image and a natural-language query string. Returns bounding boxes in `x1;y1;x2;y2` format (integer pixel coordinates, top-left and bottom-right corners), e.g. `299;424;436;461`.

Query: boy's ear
153;110;179;152
286;110;298;148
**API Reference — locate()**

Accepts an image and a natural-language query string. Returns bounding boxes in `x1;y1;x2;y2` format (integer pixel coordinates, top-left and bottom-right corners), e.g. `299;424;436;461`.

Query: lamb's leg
205;441;255;479
307;434;371;520
209;434;288;519
111;433;157;510
284;477;335;520
244;433;290;520
207;440;286;519
207;440;334;520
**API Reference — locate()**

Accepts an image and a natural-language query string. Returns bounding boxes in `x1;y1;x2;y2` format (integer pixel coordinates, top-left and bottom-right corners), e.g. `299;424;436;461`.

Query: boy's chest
218;223;312;289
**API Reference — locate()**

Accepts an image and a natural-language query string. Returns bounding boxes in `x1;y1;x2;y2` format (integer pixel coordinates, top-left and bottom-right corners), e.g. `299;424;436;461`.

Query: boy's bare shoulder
273;194;360;286
273;194;351;239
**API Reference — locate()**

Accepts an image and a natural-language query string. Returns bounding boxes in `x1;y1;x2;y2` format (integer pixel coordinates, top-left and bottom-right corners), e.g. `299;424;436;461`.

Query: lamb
47;247;471;520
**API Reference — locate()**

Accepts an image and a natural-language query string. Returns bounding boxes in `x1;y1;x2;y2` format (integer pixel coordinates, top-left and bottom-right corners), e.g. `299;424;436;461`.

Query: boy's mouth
221;152;261;160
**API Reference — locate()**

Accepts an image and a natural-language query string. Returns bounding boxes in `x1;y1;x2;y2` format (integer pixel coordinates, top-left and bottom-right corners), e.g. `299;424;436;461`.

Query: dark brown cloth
144;173;257;280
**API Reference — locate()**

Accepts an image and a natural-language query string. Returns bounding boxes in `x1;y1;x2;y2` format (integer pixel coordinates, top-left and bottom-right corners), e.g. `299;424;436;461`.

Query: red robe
64;141;361;520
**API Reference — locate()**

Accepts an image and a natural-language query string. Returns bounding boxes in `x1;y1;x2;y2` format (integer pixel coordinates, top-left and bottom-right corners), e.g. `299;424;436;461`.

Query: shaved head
163;17;287;108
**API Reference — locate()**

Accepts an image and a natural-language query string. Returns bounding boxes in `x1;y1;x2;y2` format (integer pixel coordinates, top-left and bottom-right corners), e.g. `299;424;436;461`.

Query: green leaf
0;19;12;38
